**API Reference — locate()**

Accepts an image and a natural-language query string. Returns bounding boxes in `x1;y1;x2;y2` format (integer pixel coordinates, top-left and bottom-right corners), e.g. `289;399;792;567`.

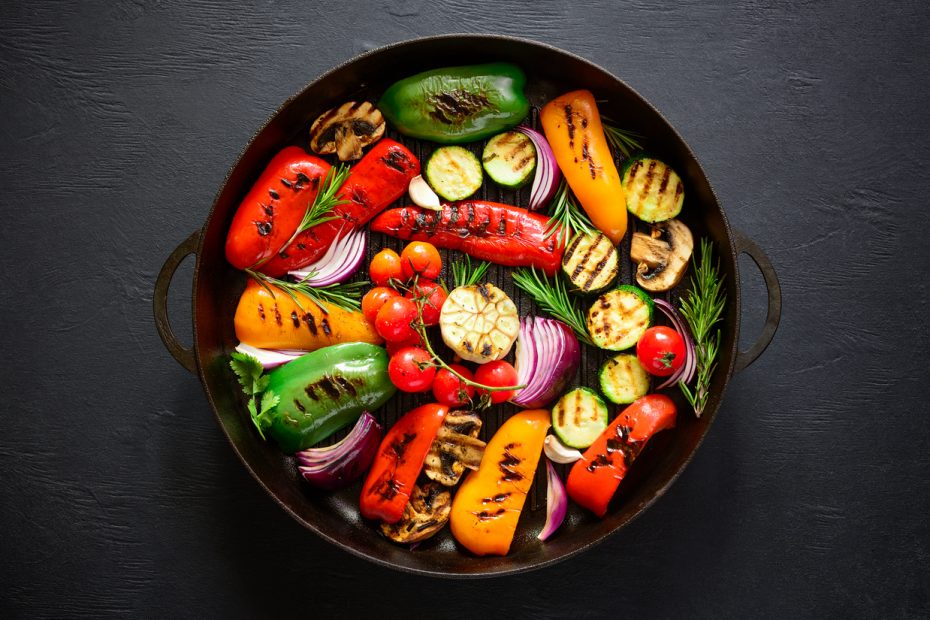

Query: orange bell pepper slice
540;90;627;245
450;409;550;556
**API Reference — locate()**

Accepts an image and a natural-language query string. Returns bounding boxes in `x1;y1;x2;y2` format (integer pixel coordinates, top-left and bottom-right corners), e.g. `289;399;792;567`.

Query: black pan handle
732;229;781;373
154;230;200;374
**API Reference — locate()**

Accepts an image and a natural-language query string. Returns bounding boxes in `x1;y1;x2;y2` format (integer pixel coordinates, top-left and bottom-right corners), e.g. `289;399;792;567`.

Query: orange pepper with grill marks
540;90;627;245
449;409;550;556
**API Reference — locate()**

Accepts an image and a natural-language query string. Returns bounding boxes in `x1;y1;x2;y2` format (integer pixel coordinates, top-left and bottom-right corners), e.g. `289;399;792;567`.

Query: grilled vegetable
540;90;627;245
622;156;684;223
296;412;382;490
511;317;581;408
380;482;453;544
538;461;568;541
630;218;693;292
450;408;551;556
599;353;650;404
234;280;381;351
360;403;449;523
424;411;485;486
425;145;483;201
261;343;396;454
567;394;677;517
551;387;609;449
225;147;331;271
586;284;654;351
561;232;619;293
482;131;536;188
515;125;560;210
370;201;565;275
439;284;520;364
259;139;419;276
309;101;385;161
378;62;530;144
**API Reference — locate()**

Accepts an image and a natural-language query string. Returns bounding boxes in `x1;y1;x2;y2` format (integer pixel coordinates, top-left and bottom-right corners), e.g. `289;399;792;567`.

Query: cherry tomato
388;346;436;392
362;286;401;324
473;360;519;404
385;331;424;356
432;364;476;407
400;241;442;280
636;326;686;377
370;249;404;287
404;279;447;326
375;297;419;343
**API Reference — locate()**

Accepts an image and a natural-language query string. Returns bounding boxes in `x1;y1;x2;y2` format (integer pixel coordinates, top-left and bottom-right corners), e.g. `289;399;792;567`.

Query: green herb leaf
677;238;726;417
544;180;594;247
511;267;594;346
601;118;644;159
229;351;264;396
450;255;491;288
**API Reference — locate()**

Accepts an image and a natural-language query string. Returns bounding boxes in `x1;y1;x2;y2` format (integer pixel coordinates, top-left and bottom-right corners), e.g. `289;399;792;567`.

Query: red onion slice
288;226;367;286
511;317;580;408
538;460;568;541
653;299;697;389
235;343;304;369
296;412;382;491
516;125;561;211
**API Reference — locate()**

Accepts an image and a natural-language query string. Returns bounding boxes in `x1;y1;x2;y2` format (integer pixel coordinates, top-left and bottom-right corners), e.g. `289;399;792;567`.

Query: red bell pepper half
566;394;677;517
224;146;331;271
258;138;419;276
370;200;565;275
359;403;448;524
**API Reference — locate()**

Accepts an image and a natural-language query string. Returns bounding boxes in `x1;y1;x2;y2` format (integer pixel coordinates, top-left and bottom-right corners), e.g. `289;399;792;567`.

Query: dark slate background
2;0;928;617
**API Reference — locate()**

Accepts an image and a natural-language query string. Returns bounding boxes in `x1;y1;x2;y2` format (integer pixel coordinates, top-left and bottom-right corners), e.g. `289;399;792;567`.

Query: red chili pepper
370;201;565;275
225;147;331;271
359;403;448;523
566;394;677;517
258;139;420;276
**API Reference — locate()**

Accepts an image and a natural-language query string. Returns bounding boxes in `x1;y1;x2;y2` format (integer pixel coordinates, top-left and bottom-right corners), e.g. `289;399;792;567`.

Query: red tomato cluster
363;241;518;400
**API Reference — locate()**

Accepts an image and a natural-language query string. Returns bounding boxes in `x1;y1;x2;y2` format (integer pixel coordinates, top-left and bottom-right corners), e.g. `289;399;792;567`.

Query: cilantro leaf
229;351;264;396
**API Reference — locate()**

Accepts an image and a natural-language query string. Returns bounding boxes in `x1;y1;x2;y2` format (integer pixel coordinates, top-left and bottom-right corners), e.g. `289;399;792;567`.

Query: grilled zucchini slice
561;232;619;293
599;353;650;404
622;156;684;222
425;146;483;201
482;131;536;188
552;387;609;449
586;285;654;351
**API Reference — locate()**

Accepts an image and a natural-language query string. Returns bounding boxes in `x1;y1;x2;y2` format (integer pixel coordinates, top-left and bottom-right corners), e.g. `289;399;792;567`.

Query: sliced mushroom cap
629;218;694;292
380;482;452;544
424;411;485;487
309;101;385;161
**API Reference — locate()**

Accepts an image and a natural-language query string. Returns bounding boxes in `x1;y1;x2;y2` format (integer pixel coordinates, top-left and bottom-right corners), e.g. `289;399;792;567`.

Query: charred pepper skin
258;138;420;276
262;343;396;454
225;147;331;271
370;201;565;275
378;63;530;144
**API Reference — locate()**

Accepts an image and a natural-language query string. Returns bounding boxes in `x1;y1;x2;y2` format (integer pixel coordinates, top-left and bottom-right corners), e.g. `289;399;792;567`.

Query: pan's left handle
154;230;201;374
732;230;781;373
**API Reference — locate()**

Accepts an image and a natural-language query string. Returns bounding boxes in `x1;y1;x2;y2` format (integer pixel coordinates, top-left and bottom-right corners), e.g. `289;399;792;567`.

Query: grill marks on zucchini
586;285;654;351
425;146;483;201
552;387;609;449
622;156;684;223
482;131;536;188
599;354;650;404
562;232;619;293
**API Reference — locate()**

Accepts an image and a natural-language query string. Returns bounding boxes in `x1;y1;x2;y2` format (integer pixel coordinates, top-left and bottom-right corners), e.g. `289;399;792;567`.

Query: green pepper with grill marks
261;342;396;453
378;63;530;144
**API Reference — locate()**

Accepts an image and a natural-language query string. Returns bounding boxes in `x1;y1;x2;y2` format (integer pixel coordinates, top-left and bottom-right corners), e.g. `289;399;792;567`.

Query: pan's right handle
732;230;781;374
154;231;200;374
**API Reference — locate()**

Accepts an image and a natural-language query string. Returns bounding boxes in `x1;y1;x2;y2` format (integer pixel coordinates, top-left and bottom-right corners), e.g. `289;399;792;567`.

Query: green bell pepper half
378;62;530;144
262;342;395;454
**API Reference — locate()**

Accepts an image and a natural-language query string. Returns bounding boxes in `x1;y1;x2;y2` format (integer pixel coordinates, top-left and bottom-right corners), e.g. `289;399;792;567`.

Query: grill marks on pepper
564;104;575;148
498;442;524;482
427;90;492;125
382;148;412;173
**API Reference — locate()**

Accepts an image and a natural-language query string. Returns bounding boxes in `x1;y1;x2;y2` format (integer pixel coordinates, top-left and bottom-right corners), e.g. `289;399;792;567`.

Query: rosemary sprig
450;255;491;288
245;268;366;313
272;164;351;261
511;267;594;346
678;238;726;417
600;118;644;159
544;180;595;247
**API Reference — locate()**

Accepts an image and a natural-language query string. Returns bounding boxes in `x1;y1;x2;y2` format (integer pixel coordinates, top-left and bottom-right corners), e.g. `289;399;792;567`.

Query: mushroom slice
308;101;385;161
380;482;452;544
629;218;694;292
424;411;486;487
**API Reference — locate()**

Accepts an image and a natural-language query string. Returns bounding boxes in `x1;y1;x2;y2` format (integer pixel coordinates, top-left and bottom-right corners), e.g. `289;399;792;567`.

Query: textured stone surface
1;0;928;617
